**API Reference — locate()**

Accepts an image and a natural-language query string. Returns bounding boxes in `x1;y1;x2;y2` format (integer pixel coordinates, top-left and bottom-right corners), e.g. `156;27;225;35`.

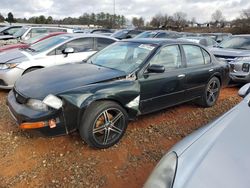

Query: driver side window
49;38;94;55
149;45;182;69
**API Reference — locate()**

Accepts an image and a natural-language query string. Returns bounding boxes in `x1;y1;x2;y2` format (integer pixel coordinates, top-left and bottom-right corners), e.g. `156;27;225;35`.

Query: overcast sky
0;0;249;23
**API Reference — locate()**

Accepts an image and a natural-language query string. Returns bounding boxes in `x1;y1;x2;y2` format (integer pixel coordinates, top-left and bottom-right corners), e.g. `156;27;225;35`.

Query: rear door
180;44;215;99
139;45;187;114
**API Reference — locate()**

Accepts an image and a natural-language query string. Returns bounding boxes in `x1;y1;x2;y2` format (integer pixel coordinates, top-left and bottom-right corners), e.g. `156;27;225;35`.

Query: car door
53;37;95;65
139;45;186;114
180;44;215;99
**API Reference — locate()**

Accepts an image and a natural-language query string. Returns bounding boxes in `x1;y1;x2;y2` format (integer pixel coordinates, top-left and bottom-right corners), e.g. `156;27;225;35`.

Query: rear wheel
79;101;128;149
198;77;221;107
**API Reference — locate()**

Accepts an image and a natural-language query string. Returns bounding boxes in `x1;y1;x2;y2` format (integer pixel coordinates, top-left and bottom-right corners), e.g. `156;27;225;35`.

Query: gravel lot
0;87;241;188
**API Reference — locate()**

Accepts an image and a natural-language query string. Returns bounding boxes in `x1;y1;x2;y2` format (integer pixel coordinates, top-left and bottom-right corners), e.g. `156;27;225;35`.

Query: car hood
173;98;250;188
15;63;127;99
0;49;30;63
210;47;250;58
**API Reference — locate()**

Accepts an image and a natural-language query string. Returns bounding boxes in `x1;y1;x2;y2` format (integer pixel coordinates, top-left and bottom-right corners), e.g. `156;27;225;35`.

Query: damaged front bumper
7;90;68;136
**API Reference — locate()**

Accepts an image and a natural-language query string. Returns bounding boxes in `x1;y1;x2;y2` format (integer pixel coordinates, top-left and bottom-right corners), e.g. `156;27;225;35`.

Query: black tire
23;67;41;75
79;101;128;149
198;77;221;107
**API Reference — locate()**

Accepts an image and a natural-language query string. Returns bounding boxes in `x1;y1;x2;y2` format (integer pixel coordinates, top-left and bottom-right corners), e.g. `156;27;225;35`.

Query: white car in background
0;26;74;41
0;34;118;89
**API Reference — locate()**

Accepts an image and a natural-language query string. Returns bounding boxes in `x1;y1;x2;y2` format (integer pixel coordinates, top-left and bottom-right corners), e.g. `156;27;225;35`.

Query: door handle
177;74;186;78
209;69;214;72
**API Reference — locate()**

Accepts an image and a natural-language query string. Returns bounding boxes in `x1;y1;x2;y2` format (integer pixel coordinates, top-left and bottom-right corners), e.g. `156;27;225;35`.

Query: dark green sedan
7;39;230;149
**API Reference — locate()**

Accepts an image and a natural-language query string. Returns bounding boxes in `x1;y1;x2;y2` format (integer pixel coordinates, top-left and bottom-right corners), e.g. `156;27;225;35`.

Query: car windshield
13;27;29;38
87;42;157;74
135;31;158;39
219;36;250;50
24;35;72;53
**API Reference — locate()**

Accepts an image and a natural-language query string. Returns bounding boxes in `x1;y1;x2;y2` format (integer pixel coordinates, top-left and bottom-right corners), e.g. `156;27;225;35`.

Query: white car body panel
0;34;118;88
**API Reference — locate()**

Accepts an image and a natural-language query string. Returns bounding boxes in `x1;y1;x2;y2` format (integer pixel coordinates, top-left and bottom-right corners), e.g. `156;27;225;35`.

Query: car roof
55;33;119;41
123;38;199;46
234;34;250;37
143;30;177;33
182;36;211;40
20;26;72;30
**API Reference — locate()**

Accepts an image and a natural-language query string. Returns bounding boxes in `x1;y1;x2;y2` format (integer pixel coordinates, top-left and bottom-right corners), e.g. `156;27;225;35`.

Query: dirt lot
0;87;241;188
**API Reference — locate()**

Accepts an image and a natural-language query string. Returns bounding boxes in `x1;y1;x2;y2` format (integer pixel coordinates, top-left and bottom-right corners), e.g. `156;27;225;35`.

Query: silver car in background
0;34;118;89
0;26;73;42
210;35;250;83
144;83;250;188
180;36;219;48
13;26;74;40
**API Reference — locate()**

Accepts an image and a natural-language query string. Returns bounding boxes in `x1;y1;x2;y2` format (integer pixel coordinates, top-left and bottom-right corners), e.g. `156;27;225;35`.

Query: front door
139;45;186;114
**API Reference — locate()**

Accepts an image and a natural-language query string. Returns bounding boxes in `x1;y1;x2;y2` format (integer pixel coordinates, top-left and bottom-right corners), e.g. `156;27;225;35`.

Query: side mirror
238;83;250;98
147;64;165;73
62;47;75;55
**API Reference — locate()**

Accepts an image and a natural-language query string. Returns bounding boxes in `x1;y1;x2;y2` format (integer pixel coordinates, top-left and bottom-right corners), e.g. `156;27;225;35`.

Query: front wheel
198;77;221;107
79;101;128;149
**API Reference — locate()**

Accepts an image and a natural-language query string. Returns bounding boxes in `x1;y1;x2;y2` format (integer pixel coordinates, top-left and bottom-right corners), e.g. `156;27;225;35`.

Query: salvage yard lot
0;87;241;188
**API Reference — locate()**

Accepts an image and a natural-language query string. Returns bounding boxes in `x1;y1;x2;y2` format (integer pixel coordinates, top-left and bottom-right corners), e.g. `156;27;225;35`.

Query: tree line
1;9;250;31
0;12;126;28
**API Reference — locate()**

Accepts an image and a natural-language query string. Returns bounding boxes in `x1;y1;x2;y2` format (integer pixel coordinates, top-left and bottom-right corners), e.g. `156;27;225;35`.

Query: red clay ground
0;87;241;188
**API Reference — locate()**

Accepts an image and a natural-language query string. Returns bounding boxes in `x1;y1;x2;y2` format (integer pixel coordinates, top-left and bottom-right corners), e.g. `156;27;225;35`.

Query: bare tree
132;17;144;28
241;8;250;19
173;12;187;29
149;13;173;28
211;10;225;23
0;13;4;22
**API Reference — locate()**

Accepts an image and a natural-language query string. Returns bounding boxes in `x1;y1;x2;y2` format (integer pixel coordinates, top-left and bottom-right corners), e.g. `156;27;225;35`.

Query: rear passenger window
63;38;94;53
202;49;211;64
150;45;182;69
28;28;48;38
183;45;205;66
52;38;94;55
96;38;115;51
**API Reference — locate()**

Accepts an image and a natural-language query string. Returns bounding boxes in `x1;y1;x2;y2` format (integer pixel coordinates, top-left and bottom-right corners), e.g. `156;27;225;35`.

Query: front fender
59;79;140;128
